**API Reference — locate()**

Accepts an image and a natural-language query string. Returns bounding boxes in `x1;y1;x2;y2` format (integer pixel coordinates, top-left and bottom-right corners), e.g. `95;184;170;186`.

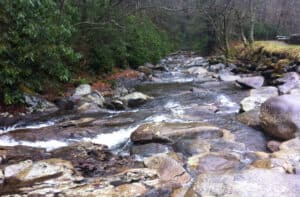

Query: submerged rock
236;76;265;89
260;95;300;140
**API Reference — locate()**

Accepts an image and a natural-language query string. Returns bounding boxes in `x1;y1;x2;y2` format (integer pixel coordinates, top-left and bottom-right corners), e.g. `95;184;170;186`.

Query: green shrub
0;0;80;104
86;15;172;72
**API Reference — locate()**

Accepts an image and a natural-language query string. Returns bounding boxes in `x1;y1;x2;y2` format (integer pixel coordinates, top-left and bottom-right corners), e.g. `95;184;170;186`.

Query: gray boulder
260;95;300;140
236;76;265;89
73;84;92;97
120;92;153;108
24;94;58;113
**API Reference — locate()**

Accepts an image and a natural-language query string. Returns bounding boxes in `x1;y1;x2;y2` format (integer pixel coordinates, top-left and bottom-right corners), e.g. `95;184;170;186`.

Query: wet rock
59;117;95;127
236;76;265;89
130;143;172;157
130;122;227;144
251;86;279;97
114;85;129;97
186;67;208;75
24;94;58;113
191;153;241;173
120;92;154;108
237;110;261;128
278;81;299;94
73;84;92;97
184;57;207;67
209;63;226;72
260;95;300;140
104;98;126;110
209;140;246;153
187;169;300;197
275;73;300;94
111;99;126;110
173;139;211;157
0;146;48;165
54;98;75;111
267;140;281;152
51;142;141;177
3;159;77;187
272;138;300;169
100;117;135;127
62;168;159;197
218;73;241;82
241;96;268;112
144;155;191;185
252;158;295;174
7;124;100;142
276;72;300;84
240;86;278;112
0;169;3;187
77;102;102;113
82;91;105;107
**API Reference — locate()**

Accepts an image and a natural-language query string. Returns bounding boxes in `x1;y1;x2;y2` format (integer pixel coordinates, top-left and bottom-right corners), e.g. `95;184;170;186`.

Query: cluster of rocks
2;52;300;196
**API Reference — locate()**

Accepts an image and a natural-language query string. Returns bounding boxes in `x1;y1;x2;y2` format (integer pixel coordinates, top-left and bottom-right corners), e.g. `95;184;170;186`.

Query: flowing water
0;54;267;154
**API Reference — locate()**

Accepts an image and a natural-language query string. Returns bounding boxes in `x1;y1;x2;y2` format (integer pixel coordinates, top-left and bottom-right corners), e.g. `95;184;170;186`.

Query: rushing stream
0;54;266;152
3;53;299;196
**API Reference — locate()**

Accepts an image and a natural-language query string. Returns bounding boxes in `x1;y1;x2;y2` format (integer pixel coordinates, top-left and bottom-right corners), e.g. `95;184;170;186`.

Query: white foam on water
83;125;139;149
164;101;185;115
145;114;171;122
0;121;56;135
216;94;240;113
0;136;68;151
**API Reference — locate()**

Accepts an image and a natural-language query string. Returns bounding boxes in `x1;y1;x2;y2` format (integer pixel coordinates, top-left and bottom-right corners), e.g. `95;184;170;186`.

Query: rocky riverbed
1;52;300;196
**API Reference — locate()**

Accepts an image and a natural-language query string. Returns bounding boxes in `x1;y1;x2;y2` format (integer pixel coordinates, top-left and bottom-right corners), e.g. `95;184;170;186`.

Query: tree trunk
249;0;255;46
223;15;230;58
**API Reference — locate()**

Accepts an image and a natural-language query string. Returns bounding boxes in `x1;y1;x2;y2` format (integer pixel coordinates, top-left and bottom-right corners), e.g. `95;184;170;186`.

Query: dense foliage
0;0;80;104
87;16;172;73
0;0;173;104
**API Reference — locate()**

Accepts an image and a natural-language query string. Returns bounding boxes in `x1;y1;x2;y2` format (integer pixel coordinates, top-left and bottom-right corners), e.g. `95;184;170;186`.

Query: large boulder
260;95;300;140
236;76;265;89
120;92;153;108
